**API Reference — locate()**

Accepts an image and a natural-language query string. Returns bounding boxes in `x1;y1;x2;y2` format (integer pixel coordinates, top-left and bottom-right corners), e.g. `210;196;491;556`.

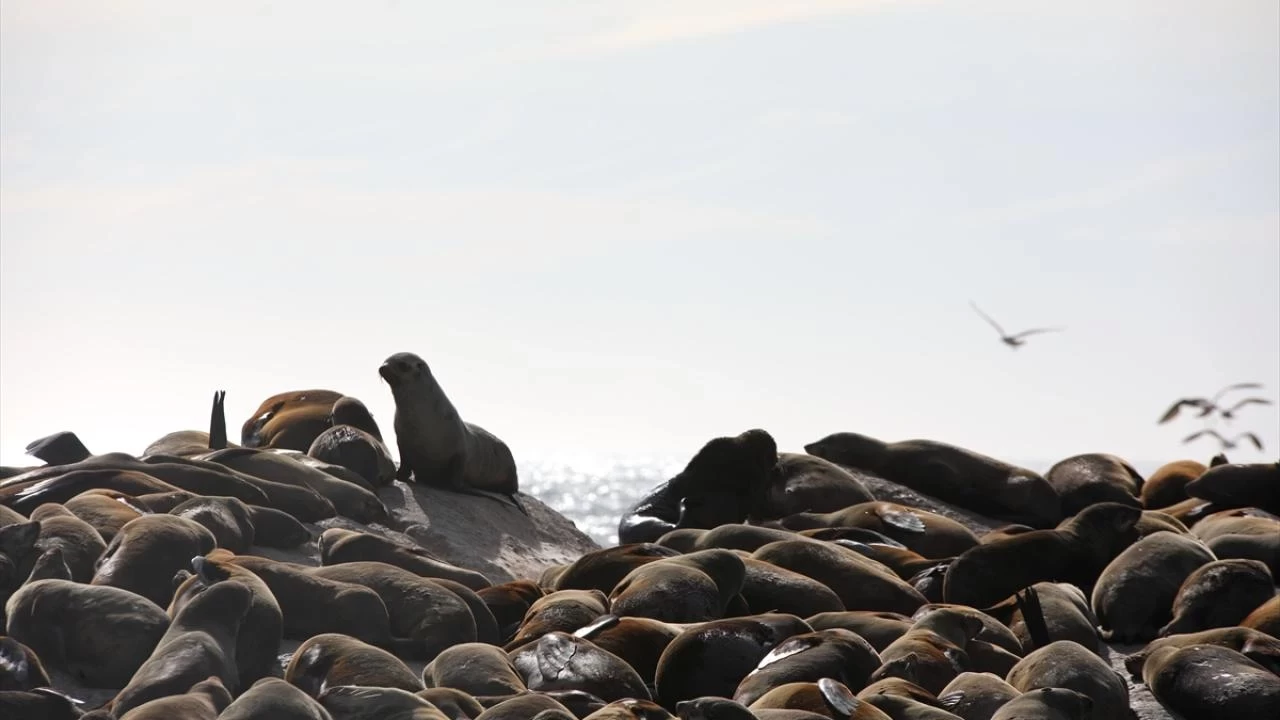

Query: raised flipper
24;431;92;466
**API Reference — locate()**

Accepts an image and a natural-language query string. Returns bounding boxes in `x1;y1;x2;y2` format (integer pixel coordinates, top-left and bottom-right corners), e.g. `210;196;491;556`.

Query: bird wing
1211;382;1264;403
1183;429;1225;444
1239;433;1265;452
1158;398;1210;424
1225;397;1273;413
1009;327;1065;340
969;301;1007;337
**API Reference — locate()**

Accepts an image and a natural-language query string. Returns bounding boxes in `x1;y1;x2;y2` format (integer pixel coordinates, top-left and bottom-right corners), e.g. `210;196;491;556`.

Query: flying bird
1182;429;1265;452
969;301;1065;349
1157;383;1269;424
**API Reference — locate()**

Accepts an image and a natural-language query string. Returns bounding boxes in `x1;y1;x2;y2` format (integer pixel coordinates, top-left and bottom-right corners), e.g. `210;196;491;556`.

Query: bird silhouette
1182;428;1265;452
969;301;1065;349
1157;383;1269;424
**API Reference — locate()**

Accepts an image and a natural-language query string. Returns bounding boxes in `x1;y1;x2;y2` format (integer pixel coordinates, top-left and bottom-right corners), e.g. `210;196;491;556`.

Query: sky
1;0;1277;473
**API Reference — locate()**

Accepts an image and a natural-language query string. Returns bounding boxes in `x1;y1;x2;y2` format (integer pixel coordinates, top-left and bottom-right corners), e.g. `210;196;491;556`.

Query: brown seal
982;582;1102;657
746;679;875;719
654;613;812;709
753;453;875;521
552;543;684;594
1190;507;1280;577
308;424;397;489
1185;461;1280;514
1123;626;1280;681
417;687;487;719
219;677;332;720
1142;643;1280;719
803;612;913;653
318;685;451;720
169;496;256;553
1005;640;1130;720
656;528;706;552
241;389;344;451
170;551;283;689
90;514;217;608
804;432;1061;527
936;672;1020;720
108;580;253;717
574;615;680;689
1141;459;1206;509
732;628;881;707
1159;558;1275;637
379;352;518;495
618;429;778;545
509;631;651;703
422;642;525;697
1089;530;1215;642
910;603;1023;655
198;448;384;523
25;503;106;583
116;676;232;720
477;579;545;644
0;688;83;720
688;524;798;553
738;554;845;618
866;608;983;695
1242;595;1280;637
774;501;979;559
0;636;50;691
990;687;1094;720
309;561;481;661
4;577;169;687
1044;453;1143;515
286;632;425;696
942;502;1142;609
505;589;611;651
319;527;491;591
61;489;145;543
752;539;927;615
583;699;675;719
609;549;747;624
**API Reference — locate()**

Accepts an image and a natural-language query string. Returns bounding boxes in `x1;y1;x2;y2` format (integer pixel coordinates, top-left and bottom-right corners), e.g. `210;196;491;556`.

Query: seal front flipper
24;431;92;466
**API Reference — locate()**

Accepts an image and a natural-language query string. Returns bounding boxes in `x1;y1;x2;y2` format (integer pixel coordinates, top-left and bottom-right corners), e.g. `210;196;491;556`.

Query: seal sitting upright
379;352;519;496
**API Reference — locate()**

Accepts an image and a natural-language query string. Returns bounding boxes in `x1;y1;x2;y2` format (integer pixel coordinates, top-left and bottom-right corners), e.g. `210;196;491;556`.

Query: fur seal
609;549;747;624
309;424;397;488
108;580;252;717
310;561;481;661
1141;459;1206;509
942;502;1142;609
1185;461;1280;514
733;629;881;706
25;504;105;583
688;524;800;553
936;672;1020;720
584;699;675;719
1005;640;1129;720
379;352;518;495
1242;595;1280;637
422;642;525;696
1089;530;1215;642
4;577;169;687
0;636;50;691
219;677;333;720
654;613;812;709
505;589;611;651
319;528;491;591
286;633;425;696
752;540;927;615
990;687;1093;720
1190;507;1280;577
61;490;145;543
804;432;1061;528
575;615;680;691
0;687;83;720
618;430;778;545
552;543;683;594
656;528;707;553
867;608;983;695
774;502;979;559
478;579;545;644
1043;453;1143;515
754;453;875;520
116;676;231;720
171;551;283;689
509;631;652;703
803;612;913;653
910;604;1022;656
1142;643;1280;719
417;687;486;719
981;582;1101;657
1159;558;1274;636
169;496;256;553
738;555;846;618
90;514;217;607
197;448;385;523
746;679;877;719
318;684;451;720
1123;626;1280;681
241;389;344;450
223;554;411;654
0;521;41;622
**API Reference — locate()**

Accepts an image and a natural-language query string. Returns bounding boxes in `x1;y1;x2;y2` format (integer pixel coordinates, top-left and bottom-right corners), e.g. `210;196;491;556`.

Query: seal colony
1;350;1278;719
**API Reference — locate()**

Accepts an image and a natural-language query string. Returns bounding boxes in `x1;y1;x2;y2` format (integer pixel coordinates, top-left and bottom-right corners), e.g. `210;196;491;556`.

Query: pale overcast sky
2;1;1277;471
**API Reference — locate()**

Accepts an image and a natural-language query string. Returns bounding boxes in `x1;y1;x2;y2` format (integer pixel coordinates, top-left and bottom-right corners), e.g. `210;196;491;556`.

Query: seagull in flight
1158;383;1271;424
969;301;1065;349
1183;428;1265;452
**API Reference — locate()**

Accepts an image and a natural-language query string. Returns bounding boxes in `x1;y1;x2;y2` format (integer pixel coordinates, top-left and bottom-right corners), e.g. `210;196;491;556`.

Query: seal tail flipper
1015;585;1051;650
209;390;228;450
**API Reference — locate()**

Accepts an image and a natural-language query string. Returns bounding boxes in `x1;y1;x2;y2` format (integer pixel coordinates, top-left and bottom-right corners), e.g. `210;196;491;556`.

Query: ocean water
522;455;1170;547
